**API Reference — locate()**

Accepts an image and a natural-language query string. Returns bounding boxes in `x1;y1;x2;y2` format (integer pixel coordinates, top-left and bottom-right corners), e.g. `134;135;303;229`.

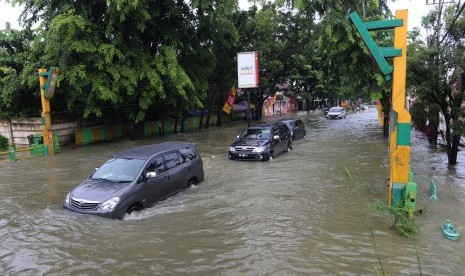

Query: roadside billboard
237;51;259;88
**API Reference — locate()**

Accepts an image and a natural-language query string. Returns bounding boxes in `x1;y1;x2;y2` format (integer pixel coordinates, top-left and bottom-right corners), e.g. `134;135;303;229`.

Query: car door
163;151;188;195
270;126;282;155
179;146;199;177
278;125;289;153
142;155;170;206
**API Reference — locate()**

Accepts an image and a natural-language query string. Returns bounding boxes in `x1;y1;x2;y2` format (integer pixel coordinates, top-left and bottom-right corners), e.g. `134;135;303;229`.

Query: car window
179;147;197;160
271;127;280;137
164;152;183;170
147;156;165;174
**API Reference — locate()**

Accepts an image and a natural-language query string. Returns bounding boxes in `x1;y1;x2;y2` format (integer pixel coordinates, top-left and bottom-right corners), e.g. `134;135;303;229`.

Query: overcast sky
1;1;432;32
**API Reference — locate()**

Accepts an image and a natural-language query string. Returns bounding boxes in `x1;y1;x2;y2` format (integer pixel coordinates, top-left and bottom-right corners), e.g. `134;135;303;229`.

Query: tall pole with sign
237;51;259;126
38;67;60;156
349;10;416;218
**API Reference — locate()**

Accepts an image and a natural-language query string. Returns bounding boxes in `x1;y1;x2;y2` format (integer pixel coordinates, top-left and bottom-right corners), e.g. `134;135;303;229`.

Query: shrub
0;134;8;150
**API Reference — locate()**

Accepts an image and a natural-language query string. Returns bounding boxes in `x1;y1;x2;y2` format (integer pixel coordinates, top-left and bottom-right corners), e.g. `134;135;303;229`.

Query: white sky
1;0;432;32
0;0;23;30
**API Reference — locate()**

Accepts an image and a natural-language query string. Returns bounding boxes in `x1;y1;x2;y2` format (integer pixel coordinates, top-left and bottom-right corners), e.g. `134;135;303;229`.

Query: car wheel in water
187;178;197;188
262;153;270;161
125;204;142;217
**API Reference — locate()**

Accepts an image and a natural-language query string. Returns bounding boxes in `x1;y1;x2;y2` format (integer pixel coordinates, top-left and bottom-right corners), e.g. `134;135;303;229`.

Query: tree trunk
180;116;185;133
205;91;217;129
428;121;439;145
131;121;145;140
383;115;389;138
173;104;179;134
254;88;264;121
447;134;460;165
381;90;390;139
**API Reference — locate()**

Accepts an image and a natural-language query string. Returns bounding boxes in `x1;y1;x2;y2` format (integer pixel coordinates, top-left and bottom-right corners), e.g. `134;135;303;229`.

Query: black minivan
228;122;292;161
64;142;204;220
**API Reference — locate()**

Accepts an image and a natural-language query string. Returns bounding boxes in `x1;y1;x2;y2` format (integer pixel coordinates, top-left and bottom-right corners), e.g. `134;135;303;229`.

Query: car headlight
97;197;120;211
64;192;70;205
229;146;236;152
253;146;266;153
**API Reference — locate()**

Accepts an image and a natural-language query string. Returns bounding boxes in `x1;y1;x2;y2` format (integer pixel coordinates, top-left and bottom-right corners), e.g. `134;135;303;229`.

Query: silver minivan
63;141;204;219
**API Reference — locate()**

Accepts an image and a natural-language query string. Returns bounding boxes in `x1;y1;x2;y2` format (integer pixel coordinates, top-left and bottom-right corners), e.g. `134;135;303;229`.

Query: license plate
239;154;248;157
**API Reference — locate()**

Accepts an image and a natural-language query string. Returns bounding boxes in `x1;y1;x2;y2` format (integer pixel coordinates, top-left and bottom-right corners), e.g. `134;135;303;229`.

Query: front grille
70;198;100;210
234;146;255;152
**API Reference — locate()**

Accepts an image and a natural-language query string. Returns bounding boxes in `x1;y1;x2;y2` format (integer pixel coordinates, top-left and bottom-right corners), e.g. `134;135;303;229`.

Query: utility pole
350;10;417;218
38;67;60;156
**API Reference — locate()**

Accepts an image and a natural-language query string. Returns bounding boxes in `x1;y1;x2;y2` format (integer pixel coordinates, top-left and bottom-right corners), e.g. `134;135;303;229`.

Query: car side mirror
236;135;240;139
146;172;157;179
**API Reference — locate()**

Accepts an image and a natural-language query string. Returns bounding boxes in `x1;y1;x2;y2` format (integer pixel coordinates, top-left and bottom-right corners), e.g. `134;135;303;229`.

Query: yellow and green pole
389;10;413;207
38;67;60;156
349;10;416;218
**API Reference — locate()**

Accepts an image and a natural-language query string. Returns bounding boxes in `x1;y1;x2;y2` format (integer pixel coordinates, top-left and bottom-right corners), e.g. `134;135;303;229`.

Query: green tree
409;2;465;165
0;28;40;118
12;0;206;137
190;0;239;128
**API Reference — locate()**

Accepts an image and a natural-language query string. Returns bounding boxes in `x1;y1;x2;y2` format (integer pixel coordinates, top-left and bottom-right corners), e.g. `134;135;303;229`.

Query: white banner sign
237;51;259;88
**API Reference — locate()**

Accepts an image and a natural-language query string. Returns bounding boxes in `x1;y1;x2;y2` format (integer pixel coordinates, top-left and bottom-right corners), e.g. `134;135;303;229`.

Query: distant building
0;22;13;34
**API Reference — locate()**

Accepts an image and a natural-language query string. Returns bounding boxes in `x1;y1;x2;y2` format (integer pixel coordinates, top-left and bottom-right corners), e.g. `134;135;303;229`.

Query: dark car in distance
278;118;306;142
64;142;204;220
228;122;292;161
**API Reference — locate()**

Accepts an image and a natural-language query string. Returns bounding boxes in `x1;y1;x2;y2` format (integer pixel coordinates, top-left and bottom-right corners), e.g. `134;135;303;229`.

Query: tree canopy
5;0;463;165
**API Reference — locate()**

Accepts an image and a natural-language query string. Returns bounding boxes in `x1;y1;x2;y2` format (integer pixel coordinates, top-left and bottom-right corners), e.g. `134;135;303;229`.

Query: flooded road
1;108;464;275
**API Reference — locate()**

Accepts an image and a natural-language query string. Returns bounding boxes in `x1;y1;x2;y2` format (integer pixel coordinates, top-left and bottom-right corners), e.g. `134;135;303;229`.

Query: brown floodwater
0;108;464;275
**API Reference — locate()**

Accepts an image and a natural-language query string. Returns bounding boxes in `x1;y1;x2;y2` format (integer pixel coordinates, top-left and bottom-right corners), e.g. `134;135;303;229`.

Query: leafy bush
371;199;421;238
0;134;8;150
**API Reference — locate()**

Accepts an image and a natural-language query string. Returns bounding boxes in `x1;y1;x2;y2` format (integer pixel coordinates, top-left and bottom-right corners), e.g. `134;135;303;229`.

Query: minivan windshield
241;128;271;140
92;158;145;182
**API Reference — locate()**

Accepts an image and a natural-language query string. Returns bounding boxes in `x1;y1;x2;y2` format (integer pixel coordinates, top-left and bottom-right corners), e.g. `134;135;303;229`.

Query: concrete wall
0;118;77;148
0;119;13;146
1;112;231;148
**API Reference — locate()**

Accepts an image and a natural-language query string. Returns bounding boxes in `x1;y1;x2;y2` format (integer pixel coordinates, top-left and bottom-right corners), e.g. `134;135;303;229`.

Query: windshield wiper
92;177;121;182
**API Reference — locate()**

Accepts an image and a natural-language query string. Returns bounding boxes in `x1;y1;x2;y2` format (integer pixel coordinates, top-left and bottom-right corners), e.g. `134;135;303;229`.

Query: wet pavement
0;107;464;275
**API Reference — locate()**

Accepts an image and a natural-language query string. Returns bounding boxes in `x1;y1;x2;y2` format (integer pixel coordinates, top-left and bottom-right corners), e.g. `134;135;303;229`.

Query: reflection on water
0;108;464;275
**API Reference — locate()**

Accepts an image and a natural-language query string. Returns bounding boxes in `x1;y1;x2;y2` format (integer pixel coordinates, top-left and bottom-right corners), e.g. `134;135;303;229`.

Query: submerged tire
124;204;142;218
187;178;197;188
262;153;270;161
